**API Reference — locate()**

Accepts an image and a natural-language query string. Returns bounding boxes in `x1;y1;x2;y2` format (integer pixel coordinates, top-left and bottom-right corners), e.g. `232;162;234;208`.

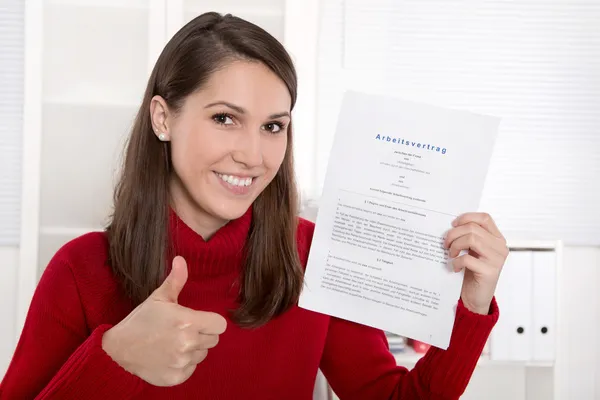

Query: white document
298;91;500;349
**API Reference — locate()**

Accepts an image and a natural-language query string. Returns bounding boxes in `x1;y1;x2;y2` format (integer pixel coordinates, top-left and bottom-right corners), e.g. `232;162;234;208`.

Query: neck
169;179;229;240
168;205;253;277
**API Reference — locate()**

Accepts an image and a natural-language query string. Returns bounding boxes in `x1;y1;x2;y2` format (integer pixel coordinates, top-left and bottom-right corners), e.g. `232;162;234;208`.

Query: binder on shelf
532;251;557;361
490;250;533;361
385;332;407;354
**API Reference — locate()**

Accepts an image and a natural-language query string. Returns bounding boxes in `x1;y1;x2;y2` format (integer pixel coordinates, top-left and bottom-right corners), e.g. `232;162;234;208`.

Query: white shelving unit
36;0;158;278
372;240;562;400
18;0;167;335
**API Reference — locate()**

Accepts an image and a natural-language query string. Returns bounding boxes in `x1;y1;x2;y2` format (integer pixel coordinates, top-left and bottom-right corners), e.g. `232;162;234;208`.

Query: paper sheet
298;91;500;349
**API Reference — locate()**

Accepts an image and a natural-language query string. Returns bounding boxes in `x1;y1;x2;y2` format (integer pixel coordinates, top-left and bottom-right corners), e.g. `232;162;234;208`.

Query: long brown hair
107;12;303;327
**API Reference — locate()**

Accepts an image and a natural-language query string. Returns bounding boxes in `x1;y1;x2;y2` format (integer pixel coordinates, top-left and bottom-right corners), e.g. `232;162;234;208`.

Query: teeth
217;173;254;187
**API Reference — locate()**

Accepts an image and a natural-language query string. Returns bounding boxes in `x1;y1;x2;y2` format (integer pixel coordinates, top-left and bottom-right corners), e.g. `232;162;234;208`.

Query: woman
0;12;507;400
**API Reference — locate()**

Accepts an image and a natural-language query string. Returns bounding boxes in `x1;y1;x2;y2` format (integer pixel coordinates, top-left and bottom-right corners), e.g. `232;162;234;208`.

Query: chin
209;199;253;221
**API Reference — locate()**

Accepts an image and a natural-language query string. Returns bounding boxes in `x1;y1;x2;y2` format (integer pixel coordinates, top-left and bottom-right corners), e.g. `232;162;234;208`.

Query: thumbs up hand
102;256;227;387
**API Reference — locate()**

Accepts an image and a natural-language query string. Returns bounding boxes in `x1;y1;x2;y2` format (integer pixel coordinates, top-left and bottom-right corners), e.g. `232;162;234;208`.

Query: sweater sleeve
319;297;499;400
0;257;144;400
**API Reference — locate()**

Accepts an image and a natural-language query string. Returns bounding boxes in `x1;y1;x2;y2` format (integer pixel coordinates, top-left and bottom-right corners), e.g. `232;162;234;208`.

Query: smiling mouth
214;172;255;187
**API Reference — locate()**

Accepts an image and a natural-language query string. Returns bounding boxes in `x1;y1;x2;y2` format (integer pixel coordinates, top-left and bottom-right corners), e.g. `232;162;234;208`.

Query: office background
1;0;599;398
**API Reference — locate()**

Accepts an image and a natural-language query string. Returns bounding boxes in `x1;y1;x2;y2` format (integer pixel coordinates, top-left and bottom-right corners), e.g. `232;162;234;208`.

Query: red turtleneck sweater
0;208;498;399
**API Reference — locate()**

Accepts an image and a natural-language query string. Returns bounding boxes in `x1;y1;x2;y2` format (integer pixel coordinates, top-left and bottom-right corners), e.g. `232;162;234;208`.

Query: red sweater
1;208;498;399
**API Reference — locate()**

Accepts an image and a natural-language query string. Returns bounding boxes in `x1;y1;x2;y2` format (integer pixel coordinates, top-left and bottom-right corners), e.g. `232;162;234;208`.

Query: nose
231;129;263;167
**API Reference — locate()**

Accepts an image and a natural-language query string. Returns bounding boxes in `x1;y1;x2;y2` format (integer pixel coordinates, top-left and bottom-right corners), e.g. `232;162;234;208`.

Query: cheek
171;136;201;175
263;136;288;172
171;128;218;180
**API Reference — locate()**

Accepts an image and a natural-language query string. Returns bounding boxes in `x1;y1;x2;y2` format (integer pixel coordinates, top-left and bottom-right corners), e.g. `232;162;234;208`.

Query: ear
150;95;171;141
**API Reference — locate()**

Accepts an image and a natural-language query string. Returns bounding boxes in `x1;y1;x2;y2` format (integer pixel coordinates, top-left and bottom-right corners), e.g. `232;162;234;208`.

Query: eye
262;122;285;134
213;113;234;126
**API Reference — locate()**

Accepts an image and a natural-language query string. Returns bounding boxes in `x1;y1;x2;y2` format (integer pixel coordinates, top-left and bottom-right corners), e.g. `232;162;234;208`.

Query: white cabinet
390;240;563;400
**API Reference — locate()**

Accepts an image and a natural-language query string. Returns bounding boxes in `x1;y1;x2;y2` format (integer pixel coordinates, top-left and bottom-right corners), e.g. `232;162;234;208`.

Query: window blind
315;0;600;245
0;0;24;245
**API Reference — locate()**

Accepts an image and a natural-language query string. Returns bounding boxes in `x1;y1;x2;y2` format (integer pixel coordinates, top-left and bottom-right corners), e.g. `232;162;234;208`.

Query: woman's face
151;60;291;236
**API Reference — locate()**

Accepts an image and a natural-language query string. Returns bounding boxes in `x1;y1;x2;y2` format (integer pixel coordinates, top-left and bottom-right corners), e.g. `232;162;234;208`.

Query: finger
180;364;197;382
186;310;227;335
178;332;220;353
151;256;188;303
452;253;488;274
452;212;503;239
188;349;208;366
447;232;504;266
199;333;220;349
444;222;508;257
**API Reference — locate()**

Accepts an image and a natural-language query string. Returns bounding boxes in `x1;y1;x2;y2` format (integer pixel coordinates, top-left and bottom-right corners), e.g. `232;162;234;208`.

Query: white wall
0;246;18;377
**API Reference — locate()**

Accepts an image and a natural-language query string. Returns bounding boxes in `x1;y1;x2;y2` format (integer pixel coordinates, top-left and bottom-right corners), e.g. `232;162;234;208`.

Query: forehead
191;60;292;115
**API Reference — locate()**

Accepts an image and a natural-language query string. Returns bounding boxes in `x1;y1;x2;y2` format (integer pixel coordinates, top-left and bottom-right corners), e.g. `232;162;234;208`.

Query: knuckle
176;335;192;354
177;342;190;354
170;352;190;369
467;222;478;233
448;242;458;255
468;233;478;247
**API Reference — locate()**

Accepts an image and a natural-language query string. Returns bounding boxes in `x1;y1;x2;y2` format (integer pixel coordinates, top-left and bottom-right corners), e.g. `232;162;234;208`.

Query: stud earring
158;133;166;141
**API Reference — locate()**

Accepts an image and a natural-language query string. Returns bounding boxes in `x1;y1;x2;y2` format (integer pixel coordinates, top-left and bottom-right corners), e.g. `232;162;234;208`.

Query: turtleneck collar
168;206;252;277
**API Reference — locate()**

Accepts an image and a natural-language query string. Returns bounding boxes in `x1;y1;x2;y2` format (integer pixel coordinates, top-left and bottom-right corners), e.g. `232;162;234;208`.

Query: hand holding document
299;91;500;349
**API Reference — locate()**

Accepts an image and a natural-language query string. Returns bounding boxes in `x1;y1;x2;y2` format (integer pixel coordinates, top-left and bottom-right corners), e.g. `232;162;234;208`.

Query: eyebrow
204;101;290;119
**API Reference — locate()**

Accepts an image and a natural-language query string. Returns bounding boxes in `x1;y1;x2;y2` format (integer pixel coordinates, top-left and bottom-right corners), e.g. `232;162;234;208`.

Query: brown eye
263;122;283;133
213;113;234;125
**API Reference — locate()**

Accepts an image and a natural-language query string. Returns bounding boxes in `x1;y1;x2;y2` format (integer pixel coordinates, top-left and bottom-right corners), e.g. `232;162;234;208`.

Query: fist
102;256;227;386
444;212;509;315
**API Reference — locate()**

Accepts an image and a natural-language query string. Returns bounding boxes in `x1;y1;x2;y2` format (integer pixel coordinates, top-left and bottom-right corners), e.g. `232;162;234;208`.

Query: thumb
151;256;188;303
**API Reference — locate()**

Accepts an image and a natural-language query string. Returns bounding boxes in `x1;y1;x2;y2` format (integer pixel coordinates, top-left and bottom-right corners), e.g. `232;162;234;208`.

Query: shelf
43;3;150;103
44;96;141;109
185;8;284;19
394;348;554;368
40;226;104;236
184;0;284;16
184;0;285;41
185;11;284;42
46;0;149;10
